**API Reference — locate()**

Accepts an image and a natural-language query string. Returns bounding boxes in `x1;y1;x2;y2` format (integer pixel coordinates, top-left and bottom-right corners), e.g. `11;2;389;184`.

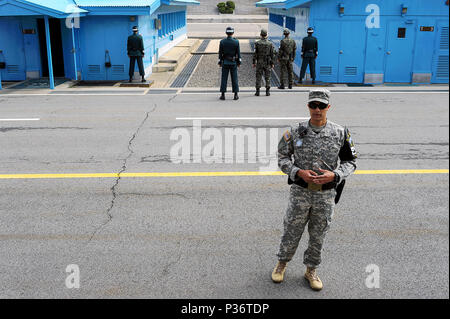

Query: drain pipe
44;16;55;89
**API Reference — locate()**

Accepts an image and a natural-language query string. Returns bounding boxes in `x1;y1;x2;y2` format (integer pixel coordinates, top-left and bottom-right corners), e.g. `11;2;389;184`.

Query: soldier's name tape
0;169;448;179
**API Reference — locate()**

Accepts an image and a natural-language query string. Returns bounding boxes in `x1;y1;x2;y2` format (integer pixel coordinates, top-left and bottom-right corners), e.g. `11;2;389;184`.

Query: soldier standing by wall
253;29;276;96
218;26;242;100
127;26;146;83
278;28;297;90
271;89;357;291
298;27;318;84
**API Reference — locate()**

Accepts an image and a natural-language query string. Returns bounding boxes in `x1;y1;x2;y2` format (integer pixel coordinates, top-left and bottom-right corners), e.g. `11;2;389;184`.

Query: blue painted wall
266;0;449;83
138;4;188;76
0;4;189;82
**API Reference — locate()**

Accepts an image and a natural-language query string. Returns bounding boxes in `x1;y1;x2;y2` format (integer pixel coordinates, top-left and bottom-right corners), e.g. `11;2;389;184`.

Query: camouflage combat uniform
253;38;276;89
276;118;357;268
278;37;297;87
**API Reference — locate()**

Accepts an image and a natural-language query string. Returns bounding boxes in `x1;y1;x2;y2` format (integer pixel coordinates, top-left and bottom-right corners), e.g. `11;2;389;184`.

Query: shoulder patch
283;130;292;142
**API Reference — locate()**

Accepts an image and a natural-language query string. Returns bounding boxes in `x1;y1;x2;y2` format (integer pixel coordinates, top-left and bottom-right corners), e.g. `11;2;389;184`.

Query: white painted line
0;118;40;122
176;117;310;120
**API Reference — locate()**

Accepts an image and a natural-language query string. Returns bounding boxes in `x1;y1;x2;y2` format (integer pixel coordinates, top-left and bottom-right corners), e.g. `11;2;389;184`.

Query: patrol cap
226;26;234;34
307;27;314;33
308;88;330;105
283;28;290;35
260;29;268;37
132;26;139;32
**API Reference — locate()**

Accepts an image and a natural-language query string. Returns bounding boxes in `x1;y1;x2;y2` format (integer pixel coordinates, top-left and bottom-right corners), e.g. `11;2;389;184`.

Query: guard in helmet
218;26;241;100
278;28;297;89
127;26;146;83
253;29;276;96
298;27;318;84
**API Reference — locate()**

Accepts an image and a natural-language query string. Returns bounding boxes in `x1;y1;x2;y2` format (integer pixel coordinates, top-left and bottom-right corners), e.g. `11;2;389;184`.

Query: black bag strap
105;50;111;67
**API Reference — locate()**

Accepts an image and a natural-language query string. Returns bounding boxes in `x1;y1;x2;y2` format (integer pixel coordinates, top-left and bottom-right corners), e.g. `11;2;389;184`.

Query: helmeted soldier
298;27;318;84
278;28;297;90
253;29;276;96
218;26;242;100
271;88;357;291
127;26;146;83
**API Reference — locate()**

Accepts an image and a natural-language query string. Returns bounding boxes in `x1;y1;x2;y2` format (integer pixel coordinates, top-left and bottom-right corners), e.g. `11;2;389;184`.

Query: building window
269;13;284;27
286;16;296;32
397;27;406;38
158;11;186;38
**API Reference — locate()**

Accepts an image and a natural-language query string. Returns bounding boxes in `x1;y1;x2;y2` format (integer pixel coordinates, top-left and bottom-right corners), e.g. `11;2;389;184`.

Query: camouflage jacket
278;120;357;183
253;38;276;66
279;38;297;61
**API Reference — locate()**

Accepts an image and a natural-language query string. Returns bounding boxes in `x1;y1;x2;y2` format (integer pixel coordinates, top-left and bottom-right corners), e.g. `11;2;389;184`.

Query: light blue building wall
0;0;198;86
257;0;449;84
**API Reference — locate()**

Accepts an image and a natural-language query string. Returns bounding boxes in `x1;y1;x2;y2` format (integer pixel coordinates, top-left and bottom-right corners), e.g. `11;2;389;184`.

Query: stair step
153;62;177;73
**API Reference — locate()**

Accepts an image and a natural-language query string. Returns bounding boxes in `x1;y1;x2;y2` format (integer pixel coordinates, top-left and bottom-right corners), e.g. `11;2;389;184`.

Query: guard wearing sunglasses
272;88;357;291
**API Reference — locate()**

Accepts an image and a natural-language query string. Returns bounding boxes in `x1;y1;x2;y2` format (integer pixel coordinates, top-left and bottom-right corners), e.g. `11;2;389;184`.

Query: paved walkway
188;22;268;39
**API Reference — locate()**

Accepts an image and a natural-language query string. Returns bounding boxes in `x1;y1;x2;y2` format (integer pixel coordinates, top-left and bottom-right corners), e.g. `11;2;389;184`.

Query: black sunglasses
308;102;328;110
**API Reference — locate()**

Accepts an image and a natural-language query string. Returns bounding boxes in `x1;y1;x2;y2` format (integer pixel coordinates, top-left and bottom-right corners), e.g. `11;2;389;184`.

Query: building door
431;20;449;83
0;18;26;81
314;20;340;83
105;17;130;81
80;16;130;81
384;20;417;83
337;21;366;83
37;18;66;78
314;20;366;83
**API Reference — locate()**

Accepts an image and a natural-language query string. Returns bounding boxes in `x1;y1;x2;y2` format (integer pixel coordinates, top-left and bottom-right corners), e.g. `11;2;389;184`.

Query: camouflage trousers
255;64;272;89
277;184;335;268
279;60;294;86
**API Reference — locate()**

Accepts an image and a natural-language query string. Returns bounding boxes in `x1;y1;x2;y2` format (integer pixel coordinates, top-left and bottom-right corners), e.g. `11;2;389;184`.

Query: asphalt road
0;89;448;298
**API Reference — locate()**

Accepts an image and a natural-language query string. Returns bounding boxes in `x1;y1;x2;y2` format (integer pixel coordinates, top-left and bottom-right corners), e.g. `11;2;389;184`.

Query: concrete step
153;62;177;73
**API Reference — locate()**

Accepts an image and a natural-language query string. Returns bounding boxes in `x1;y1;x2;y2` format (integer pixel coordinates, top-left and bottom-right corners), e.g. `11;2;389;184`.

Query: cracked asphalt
0;89;448;298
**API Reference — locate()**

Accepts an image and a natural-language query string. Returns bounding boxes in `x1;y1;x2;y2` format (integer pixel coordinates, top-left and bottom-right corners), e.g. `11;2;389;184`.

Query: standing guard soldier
278;28;297;90
127;26;146;83
253;29;276;96
218;26;242;100
271;88;357;291
298;27;318;84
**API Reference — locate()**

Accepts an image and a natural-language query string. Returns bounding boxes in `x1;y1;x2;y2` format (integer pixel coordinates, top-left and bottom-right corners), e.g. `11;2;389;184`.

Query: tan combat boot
304;267;323;291
271;261;287;283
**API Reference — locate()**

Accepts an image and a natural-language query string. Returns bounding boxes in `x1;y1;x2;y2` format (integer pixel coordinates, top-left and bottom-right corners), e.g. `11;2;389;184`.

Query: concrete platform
152;39;201;74
187;14;268;23
197;39;254;54
119;80;154;88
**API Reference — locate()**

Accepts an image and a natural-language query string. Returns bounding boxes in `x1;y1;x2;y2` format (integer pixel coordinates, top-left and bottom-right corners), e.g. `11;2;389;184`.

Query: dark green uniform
127;33;145;79
300;35;318;81
219;36;241;93
253;38;276;89
279;37;297;87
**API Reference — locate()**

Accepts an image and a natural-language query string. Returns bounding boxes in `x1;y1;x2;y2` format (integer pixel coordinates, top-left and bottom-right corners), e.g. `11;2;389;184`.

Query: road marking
176;117;310;120
0;91;447;97
0;118;40;121
0;169;447;179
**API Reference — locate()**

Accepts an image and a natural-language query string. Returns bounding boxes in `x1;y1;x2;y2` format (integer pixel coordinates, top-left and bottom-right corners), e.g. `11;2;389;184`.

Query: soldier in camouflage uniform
253;29;276;96
278;28;297;90
271;88;357;291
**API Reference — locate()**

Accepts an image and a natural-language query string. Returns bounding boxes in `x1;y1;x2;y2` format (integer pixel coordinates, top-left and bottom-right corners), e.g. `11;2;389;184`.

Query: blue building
256;0;449;84
0;0;199;88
